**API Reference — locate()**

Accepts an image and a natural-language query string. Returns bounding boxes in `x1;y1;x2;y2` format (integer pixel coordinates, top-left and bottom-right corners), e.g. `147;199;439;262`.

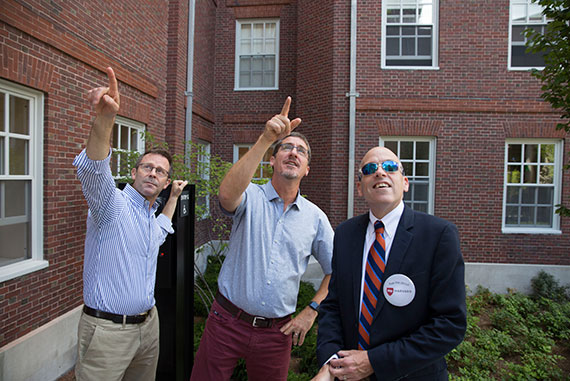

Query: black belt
215;291;290;328
83;305;150;324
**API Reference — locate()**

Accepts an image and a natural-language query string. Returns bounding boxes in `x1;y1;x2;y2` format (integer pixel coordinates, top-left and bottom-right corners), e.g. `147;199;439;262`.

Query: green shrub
531;270;570;302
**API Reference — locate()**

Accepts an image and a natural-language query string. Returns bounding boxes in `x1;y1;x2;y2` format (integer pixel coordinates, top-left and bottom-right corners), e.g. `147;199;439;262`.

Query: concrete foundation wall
0;305;81;381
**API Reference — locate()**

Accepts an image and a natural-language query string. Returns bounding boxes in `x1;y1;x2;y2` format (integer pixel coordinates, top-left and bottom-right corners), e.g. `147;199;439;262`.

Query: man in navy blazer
313;146;466;381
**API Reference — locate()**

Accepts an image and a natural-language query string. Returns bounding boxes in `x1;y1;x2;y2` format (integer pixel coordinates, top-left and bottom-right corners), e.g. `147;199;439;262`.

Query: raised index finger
106;67;118;96
280;96;292;117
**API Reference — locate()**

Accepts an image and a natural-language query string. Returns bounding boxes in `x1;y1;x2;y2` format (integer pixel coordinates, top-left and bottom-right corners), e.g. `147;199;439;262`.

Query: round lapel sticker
383;274;415;307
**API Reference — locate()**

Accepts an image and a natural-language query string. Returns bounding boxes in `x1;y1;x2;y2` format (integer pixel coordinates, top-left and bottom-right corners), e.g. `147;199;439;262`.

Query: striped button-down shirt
73;149;174;315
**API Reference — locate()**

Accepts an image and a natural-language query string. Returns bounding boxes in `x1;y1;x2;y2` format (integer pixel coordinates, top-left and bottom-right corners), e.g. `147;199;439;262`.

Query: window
233;144;273;181
509;0;549;69
503;140;562;233
0;79;46;282
235;19;279;90
196;141;210;219
381;137;436;214
382;0;439;68
110;117;145;178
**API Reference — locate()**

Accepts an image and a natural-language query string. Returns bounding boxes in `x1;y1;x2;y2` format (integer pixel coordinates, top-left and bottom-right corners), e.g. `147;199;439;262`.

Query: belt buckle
252;316;267;327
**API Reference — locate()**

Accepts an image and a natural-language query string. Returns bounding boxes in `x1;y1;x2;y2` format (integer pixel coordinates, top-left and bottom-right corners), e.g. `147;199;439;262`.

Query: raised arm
85;67;120;160
218;97;301;212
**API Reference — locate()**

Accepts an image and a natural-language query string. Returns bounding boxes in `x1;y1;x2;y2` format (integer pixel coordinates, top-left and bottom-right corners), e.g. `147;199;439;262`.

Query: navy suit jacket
317;206;467;381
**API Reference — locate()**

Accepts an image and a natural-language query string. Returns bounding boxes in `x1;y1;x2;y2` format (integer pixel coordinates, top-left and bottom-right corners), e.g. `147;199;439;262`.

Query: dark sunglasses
360;160;401;177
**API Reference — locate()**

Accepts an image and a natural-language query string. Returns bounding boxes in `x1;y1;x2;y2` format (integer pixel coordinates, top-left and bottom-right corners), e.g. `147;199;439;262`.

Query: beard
281;169;300;180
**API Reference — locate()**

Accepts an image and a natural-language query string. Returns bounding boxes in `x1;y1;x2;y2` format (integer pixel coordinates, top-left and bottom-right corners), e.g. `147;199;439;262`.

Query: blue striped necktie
358;220;386;350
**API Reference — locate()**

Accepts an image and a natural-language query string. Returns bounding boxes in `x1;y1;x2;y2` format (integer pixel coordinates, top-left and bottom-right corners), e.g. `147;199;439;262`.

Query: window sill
381;66;440;70
0;259;49;283
502;227;562;235
233;87;279;91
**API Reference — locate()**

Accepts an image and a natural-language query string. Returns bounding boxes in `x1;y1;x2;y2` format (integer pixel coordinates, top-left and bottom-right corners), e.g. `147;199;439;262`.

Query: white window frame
111;116;145;179
380;137;436;215
0;79;47;282
196;140;211;220
502;139;562;234
508;0;549;70
234;19;280;91
233;144;273;181
381;0;439;70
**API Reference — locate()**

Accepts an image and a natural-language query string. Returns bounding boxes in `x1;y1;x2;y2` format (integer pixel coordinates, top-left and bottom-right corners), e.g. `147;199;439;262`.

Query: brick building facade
0;0;568;378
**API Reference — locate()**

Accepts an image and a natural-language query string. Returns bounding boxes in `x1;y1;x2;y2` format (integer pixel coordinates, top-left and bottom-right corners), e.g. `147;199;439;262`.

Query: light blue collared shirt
218;181;334;318
74;149;174;315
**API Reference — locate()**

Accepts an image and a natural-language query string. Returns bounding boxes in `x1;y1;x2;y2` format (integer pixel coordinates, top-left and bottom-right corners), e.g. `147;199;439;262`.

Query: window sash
503;140;562;232
235;20;279;90
509;0;549;69
383;0;438;68
0;79;46;282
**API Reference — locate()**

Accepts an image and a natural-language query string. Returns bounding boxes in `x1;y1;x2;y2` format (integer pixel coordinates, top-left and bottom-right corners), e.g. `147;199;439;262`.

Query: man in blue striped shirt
73;67;187;381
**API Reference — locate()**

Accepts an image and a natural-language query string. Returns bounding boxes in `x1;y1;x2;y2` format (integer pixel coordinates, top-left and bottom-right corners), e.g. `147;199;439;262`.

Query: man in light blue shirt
74;67;187;381
191;97;334;380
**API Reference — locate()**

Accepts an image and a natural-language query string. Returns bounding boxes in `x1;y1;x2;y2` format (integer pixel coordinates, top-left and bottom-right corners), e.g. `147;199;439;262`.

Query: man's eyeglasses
359;160;402;178
137;163;170;178
279;143;309;158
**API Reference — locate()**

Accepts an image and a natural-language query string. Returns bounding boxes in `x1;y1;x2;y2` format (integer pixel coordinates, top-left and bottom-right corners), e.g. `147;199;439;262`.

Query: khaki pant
75;306;159;381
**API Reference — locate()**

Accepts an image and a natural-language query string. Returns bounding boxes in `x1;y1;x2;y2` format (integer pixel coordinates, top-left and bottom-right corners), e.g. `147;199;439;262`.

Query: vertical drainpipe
346;0;359;218
185;0;196;166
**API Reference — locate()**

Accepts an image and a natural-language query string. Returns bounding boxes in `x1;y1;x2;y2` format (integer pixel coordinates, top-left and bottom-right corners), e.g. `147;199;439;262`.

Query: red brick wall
0;0;173;347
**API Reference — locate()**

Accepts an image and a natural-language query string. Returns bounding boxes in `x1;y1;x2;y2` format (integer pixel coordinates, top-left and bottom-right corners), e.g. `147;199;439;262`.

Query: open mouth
284;160;299;168
373;183;390;189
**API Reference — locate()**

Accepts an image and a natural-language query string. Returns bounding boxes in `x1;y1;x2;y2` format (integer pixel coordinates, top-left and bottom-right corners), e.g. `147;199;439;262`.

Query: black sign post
155;184;195;380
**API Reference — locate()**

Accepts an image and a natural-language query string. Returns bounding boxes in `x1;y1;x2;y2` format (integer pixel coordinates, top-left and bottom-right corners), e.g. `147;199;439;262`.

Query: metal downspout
346;0;359;218
185;0;196;165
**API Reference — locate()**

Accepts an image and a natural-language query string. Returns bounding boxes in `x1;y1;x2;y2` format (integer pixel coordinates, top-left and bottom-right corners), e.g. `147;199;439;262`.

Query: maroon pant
190;299;292;381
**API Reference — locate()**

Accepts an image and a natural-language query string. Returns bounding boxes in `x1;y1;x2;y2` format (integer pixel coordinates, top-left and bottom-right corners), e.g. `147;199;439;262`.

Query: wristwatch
308;301;320;313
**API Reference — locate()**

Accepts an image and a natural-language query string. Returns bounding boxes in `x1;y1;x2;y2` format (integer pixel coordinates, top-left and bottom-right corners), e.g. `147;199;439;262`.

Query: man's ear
305;165;310;177
163;178;172;190
403;176;409;193
357;180;363;197
131;167;137;180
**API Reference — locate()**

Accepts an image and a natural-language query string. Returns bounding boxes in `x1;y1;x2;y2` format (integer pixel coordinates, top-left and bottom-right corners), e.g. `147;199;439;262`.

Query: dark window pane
521;186;536;204
384;141;398;153
512;26;526;42
10;96;30;135
414;183;428;201
414;203;427;213
402;162;413;176
9;138;29;175
506;186;519;204
386;26;400;36
400;141;413;159
120;126;128;150
386;38;400;55
536;207;552;225
506;206;519;225
416;141;429;159
418;37;431;56
523;165;537;184
507;165;522;183
416;162;429;176
520;206;534;224
511;46;546;67
508;144;522;162
402;38;416;55
418;26;432;36
537;187;553;204
5;180;29;217
525;144;538;162
0;222;31;264
402;26;416;36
